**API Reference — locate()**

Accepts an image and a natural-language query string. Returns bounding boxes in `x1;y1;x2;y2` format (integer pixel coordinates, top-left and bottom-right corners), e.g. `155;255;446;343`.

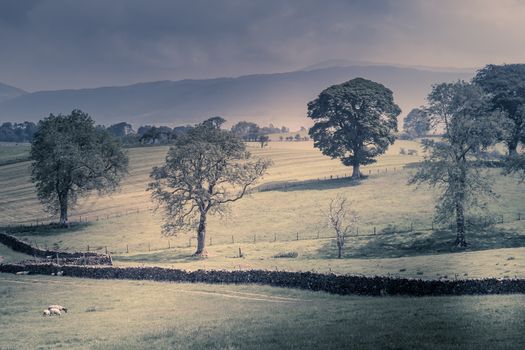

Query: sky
0;0;524;91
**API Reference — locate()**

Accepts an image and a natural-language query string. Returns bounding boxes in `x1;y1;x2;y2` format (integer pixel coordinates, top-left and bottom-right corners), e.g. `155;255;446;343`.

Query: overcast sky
1;0;524;91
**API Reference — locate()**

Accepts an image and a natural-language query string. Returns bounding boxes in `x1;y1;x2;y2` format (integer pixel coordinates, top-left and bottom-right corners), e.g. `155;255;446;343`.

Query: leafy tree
258;135;269;148
409;82;501;247
0;121;37;142
403;108;430;138
231;121;260;141
473;64;525;154
149;118;271;256
107;122;134;137
31;110;128;226
308;78;401;179
202;116;226;129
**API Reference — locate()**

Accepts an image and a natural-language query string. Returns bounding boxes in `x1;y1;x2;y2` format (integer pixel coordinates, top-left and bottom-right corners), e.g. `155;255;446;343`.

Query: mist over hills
0;82;26;104
0;65;473;128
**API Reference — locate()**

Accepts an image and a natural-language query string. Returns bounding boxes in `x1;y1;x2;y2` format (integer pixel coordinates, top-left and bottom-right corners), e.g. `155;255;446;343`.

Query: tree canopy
403;108;430;139
31;110;129;225
149;118;271;256
473;64;525;155
308;78;401;179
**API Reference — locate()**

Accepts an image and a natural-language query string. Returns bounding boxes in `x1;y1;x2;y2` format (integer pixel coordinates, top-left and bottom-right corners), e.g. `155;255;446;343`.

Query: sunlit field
1;273;525;350
1;140;525;280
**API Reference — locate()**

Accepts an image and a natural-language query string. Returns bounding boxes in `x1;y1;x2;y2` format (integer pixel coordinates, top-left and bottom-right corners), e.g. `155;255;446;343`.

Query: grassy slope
0;142;30;164
0;242;33;264
1;140;525;279
1;273;524;350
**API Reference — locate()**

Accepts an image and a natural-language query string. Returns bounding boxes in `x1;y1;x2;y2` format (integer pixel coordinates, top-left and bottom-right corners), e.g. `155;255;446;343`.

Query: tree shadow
257;176;365;193
313;227;525;260
1;222;93;237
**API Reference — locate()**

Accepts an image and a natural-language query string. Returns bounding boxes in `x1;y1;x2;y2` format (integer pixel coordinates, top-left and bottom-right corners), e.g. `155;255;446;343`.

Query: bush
273;251;299;258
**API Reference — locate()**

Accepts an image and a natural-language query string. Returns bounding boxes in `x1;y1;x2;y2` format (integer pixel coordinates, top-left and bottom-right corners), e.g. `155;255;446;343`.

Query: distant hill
0;82;26;104
0;65;473;127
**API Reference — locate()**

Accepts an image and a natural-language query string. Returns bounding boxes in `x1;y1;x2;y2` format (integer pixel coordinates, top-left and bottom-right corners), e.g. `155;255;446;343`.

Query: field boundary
0;232;112;265
1;263;525;297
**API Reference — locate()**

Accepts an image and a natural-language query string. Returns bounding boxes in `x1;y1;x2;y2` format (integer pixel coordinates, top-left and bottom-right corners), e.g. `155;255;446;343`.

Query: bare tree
326;195;358;258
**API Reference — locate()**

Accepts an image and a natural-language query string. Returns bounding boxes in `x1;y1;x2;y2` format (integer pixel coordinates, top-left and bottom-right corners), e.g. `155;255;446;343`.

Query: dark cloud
0;0;523;91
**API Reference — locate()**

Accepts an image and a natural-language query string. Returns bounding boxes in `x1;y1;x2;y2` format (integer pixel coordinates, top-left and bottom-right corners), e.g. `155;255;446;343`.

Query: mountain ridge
0;65;473;127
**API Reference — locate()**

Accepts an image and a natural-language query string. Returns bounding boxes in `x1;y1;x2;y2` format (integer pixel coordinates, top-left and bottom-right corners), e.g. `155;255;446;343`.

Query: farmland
1;140;525;280
1;273;525;350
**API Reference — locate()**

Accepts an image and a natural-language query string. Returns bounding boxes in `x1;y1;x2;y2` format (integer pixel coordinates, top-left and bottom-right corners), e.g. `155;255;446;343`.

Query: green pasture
0;274;524;350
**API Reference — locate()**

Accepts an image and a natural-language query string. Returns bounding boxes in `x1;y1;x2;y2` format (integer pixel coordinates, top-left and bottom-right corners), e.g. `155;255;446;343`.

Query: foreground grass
0;273;524;349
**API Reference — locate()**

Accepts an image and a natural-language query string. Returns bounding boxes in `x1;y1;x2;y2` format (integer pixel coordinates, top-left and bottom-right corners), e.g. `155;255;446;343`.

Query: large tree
403;108;430;139
409;82;501;247
31;110;128;226
473;64;525;155
149;119;271;256
308;78;401;179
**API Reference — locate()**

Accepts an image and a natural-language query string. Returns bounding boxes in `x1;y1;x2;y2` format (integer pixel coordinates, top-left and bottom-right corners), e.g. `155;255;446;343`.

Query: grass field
1;140;525;279
1;273;525;350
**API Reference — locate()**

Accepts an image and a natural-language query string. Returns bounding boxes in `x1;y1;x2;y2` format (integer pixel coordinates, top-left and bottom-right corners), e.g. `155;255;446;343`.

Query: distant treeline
0;122;37;142
0;119;308;145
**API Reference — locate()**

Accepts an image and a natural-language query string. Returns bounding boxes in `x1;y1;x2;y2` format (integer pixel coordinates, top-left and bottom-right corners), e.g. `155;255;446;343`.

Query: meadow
1;140;525;280
1;273;525;350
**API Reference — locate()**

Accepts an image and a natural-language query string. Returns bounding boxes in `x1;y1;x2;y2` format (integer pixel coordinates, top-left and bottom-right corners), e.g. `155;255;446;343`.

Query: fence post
105;246;108;255
126;244;129;253
373;226;376;235
296;232;299;240
232;235;234;244
253;234;256;243
168;240;171;249
431;222;434;231
410;222;413;232
519;213;521;221
148;242;151;252
56;253;59;265
87;245;90;252
209;237;212;246
356;227;359;236
274;233;277;242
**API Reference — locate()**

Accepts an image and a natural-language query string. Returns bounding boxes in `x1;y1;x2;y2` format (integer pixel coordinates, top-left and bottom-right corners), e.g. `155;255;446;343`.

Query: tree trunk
351;163;361;179
508;141;518;155
337;236;343;258
59;194;68;227
194;211;208;256
455;201;467;247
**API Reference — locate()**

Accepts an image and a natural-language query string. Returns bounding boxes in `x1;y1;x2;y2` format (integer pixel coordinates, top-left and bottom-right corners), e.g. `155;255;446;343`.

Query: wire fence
2;209;524;256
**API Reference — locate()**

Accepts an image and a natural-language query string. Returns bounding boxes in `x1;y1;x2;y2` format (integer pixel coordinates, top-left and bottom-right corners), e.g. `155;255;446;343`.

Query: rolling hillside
0;65;472;127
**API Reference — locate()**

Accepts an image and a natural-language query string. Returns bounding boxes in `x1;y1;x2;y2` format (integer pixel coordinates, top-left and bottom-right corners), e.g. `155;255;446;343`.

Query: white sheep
48;308;61;316
48;305;68;313
42;309;51;316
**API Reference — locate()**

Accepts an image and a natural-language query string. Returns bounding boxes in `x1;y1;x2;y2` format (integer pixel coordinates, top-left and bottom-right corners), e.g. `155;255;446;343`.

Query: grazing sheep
42;309;51;316
48;308;61;316
48;305;68;313
15;271;30;275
